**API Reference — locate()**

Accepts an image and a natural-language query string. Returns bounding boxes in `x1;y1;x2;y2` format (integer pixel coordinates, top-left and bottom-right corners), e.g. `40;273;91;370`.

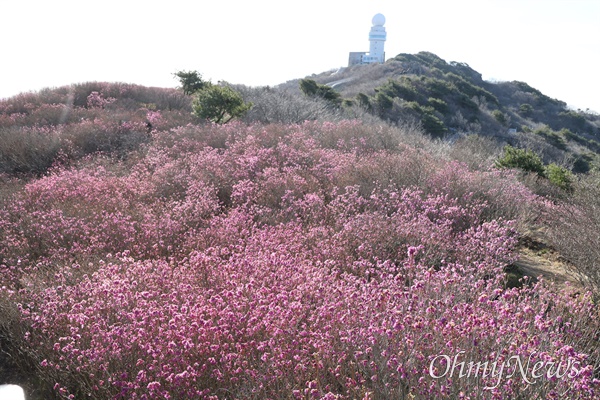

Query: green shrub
559;129;595;149
299;79;319;96
492;110;507;125
519;103;534;117
428;97;448;114
421;112;447;138
559;128;576;141
405;101;423;113
545;163;574;192
588;139;600;153
374;92;393;111
299;79;342;106
512;81;561;106
423;78;456;98
415;51;448;68
559;110;587;130
495;145;545;176
458;94;478;112
377;79;419;102
173;70;209;95
572;154;594;173
444;72;499;105
192;85;252;124
533;126;567;150
355;93;371;110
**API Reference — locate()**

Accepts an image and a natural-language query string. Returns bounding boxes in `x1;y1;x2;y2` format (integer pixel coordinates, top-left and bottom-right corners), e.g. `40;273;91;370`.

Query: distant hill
286;51;600;172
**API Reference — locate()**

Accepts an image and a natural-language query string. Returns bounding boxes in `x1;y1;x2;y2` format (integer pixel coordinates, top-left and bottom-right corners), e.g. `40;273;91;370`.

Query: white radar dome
372;13;385;26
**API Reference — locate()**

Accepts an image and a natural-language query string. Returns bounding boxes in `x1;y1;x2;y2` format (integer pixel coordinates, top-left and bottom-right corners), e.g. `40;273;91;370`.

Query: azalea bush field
0;82;193;175
0;86;599;399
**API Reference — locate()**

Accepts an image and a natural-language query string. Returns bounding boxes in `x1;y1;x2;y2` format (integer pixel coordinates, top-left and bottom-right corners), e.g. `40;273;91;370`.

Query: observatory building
348;13;387;66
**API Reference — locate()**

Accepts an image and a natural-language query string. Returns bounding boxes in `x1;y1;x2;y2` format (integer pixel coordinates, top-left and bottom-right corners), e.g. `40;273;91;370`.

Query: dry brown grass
544;173;600;297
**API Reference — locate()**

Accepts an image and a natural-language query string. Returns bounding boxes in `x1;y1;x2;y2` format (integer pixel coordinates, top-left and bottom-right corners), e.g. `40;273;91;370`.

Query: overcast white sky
1;0;599;112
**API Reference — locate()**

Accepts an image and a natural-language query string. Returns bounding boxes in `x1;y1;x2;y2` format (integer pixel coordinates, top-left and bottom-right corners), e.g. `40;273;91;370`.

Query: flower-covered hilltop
0;83;598;399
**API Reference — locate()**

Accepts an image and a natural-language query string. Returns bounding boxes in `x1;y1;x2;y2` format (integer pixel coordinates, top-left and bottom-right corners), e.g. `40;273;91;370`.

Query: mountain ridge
282;51;600;172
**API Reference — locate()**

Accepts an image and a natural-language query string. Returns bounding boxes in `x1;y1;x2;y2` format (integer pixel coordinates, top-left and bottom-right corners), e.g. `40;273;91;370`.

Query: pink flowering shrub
0;121;598;399
0;83;195;174
426;160;549;226
86;92;116;109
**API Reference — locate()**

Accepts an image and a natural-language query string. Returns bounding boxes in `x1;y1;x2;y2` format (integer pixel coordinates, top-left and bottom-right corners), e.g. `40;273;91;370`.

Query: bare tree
233;85;340;124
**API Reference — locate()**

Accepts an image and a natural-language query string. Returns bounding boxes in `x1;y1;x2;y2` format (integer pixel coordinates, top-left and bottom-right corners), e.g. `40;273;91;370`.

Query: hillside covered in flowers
1;82;599;399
